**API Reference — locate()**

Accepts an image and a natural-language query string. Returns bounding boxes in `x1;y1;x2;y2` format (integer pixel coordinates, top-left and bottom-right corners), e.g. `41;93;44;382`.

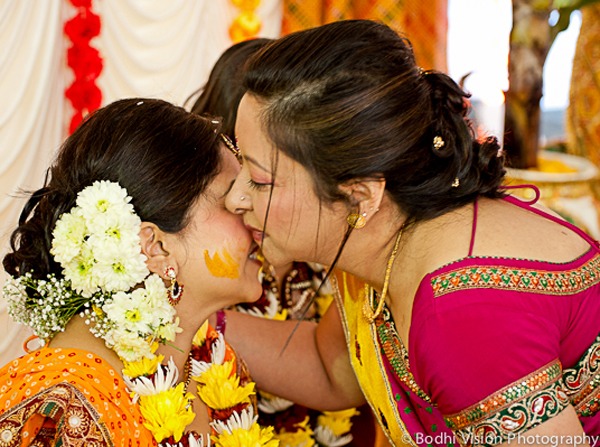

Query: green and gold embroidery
377;306;431;403
563;333;600;417
444;360;569;447
431;255;600;298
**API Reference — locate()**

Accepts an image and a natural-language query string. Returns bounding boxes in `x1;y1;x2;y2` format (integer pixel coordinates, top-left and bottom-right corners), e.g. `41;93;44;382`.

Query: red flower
65;79;102;111
69;0;92;9
67;45;102;80
64;10;101;44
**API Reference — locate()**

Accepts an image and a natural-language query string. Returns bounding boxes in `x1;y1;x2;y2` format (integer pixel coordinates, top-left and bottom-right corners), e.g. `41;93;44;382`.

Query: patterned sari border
444;360;570;447
431;255;600;298
563;333;600;416
444;359;562;429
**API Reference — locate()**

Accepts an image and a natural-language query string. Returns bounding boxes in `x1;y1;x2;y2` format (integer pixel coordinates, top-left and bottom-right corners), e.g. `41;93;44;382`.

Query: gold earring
165;266;184;305
347;212;366;229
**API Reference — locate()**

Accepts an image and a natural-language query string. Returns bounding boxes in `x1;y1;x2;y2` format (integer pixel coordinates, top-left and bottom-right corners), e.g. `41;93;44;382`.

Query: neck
334;198;407;295
48;315;125;375
155;302;213;381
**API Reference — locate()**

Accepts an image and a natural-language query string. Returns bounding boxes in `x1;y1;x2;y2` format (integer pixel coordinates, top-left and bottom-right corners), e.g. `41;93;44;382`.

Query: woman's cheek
203;239;247;279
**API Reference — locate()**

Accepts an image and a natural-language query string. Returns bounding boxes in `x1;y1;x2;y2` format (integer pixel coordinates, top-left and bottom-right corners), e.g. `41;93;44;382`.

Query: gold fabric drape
282;0;448;72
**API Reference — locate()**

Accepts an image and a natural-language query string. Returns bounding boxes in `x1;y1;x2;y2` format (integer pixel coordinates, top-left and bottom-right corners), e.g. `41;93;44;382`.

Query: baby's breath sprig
4;272;104;341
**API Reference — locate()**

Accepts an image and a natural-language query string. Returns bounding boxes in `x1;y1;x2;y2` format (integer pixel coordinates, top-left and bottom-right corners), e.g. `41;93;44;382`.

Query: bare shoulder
473;197;592;263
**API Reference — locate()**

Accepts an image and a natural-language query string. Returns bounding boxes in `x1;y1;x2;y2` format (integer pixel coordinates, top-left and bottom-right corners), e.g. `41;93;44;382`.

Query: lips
245;224;265;243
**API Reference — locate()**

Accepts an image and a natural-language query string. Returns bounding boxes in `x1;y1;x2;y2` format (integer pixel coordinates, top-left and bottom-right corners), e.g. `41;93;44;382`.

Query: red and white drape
0;0;282;365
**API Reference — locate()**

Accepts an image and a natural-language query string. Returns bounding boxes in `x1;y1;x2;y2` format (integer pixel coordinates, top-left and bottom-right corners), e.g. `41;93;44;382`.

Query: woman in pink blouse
220;20;600;447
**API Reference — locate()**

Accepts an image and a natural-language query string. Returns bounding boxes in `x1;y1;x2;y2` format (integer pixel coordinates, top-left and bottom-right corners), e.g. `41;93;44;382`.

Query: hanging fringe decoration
229;0;262;43
64;0;103;134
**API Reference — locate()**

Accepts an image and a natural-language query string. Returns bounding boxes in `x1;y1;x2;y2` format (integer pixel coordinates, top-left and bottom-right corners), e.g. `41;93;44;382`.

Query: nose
226;177;252;215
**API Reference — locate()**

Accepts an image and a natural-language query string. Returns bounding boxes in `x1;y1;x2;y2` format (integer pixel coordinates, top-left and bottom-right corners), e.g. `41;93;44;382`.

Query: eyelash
248;178;272;191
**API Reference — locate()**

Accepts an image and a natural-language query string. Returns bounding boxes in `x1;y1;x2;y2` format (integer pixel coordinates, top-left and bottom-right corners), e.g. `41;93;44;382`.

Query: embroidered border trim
431;255;600;298
563;333;600;417
376;306;431;403
444;360;569;447
0;383;113;446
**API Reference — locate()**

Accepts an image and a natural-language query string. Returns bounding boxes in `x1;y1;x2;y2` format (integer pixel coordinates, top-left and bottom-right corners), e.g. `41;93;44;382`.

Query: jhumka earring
347;212;367;229
165;266;184;306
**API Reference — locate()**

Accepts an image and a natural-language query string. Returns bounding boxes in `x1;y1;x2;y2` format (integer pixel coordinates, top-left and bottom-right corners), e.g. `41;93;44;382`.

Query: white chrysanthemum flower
237;289;279;319
76;180;132;221
63;244;98;297
313;426;353;447
257;395;295;414
108;328;153;362
124;357;179;402
51;209;86;264
157;320;181;342
102;290;153;333
211;333;226;365
211;407;257;435
187;432;210;447
189;358;211;378
93;252;148;293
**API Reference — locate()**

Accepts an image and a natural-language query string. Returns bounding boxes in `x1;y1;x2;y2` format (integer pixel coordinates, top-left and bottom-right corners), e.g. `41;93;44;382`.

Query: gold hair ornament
363;227;404;323
452;177;460;188
433;136;445;150
220;133;241;162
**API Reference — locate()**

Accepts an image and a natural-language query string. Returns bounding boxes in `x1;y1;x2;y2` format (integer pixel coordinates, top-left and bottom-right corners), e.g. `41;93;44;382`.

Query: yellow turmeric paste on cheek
204;248;240;279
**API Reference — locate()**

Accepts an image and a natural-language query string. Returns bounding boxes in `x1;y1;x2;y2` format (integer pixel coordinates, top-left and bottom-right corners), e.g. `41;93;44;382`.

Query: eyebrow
243;155;272;174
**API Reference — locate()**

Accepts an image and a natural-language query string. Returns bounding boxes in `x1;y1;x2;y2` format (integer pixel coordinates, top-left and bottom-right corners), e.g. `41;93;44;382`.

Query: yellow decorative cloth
333;271;413;447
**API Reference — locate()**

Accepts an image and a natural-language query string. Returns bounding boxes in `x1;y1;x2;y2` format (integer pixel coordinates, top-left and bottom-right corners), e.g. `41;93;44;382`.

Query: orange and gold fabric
0;348;156;446
281;0;448;72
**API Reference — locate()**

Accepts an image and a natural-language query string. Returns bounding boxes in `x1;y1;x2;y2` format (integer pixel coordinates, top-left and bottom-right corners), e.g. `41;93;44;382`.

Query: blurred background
0;0;594;364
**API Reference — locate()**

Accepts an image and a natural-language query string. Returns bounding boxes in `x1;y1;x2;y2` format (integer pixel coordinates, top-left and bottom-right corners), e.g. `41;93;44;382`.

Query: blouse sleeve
410;281;572;446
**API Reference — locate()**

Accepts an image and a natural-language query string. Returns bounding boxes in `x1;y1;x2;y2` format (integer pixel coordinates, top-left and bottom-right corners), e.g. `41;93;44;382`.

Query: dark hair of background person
243;20;506;226
4;98;223;282
188;38;274;140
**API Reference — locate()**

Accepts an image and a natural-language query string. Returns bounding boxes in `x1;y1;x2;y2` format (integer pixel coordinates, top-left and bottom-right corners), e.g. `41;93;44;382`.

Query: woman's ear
139;222;172;276
339;178;386;223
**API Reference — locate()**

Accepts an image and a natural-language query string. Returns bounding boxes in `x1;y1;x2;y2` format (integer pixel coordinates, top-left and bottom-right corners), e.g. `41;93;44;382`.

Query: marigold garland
234;264;355;447
229;0;262;43
64;0;103;134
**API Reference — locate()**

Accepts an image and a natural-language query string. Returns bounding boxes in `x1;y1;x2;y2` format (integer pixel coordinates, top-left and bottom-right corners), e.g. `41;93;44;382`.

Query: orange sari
0;347;156;447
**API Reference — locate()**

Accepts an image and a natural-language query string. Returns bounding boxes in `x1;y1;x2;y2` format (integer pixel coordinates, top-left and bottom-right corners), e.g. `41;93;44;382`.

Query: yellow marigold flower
212;423;279;447
123;353;164;378
275;417;314;447
193;320;209;346
139;382;195;442
271;309;288;321
317;409;358;437
196;361;255;409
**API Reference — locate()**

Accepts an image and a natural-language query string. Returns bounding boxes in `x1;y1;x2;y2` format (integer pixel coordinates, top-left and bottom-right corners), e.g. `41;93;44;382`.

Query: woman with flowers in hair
0;98;277;446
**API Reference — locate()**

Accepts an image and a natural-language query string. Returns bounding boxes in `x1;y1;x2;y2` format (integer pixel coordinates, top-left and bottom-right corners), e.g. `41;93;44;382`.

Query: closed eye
248;178;272;191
